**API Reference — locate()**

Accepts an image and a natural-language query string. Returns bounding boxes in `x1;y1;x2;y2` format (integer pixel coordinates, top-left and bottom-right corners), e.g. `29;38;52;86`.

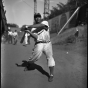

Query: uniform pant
29;42;55;67
24;35;30;44
8;35;12;44
28;36;30;44
24;35;28;44
13;36;18;45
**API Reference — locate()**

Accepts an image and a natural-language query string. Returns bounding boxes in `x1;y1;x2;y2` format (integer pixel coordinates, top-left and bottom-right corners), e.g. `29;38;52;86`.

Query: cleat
48;75;53;82
27;58;34;64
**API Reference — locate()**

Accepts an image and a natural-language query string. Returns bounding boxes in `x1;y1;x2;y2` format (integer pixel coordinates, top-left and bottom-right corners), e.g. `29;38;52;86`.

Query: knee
47;57;55;67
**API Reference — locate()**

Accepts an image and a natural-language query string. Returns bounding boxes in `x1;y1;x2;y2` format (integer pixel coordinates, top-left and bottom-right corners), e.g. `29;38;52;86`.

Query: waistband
35;41;50;45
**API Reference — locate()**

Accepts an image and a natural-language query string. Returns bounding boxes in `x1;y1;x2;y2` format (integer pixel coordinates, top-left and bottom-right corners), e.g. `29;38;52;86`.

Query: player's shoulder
41;20;48;23
41;20;49;27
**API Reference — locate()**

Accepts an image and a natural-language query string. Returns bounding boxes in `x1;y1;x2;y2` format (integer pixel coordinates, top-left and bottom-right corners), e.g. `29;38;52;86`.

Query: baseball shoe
27;61;34;64
48;75;54;82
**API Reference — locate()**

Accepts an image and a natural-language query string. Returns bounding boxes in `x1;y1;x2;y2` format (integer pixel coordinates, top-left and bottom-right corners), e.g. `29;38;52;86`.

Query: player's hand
21;25;28;31
25;30;30;33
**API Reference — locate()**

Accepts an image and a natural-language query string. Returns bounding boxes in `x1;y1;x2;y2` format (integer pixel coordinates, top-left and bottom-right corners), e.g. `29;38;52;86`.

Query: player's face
35;17;41;23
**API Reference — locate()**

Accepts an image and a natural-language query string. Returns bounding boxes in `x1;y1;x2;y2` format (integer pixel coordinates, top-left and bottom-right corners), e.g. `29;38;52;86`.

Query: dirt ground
1;36;87;88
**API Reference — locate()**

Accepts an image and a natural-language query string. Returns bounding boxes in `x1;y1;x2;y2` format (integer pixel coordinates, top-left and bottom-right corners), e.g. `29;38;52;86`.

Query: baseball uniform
29;21;55;67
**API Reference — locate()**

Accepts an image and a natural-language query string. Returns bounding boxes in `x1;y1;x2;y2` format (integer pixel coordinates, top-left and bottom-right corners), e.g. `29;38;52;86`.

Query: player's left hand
27;26;32;31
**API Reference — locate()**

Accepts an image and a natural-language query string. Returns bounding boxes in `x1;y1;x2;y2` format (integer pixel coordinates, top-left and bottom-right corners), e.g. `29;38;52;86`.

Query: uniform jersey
37;21;50;42
31;28;36;32
12;32;18;37
8;31;12;35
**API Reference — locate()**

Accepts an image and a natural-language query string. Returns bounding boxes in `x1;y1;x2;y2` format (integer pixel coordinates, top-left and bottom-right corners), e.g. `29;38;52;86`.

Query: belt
35;41;50;45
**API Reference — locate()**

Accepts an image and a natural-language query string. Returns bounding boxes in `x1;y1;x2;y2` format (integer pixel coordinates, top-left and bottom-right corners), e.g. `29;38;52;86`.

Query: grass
51;25;87;45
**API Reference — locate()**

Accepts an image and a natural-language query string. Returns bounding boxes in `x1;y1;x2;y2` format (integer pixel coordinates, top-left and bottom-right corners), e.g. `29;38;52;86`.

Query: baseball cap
34;13;41;18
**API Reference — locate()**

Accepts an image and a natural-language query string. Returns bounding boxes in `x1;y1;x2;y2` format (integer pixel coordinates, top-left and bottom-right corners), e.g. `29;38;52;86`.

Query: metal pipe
57;7;80;36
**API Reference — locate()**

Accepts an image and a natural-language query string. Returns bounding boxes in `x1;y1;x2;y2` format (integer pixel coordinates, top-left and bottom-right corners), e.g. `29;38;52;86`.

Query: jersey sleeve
31;28;36;32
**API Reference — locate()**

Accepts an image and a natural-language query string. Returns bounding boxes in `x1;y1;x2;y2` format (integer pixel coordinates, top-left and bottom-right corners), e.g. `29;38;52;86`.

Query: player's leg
25;36;28;44
20;32;25;43
9;35;11;43
28;36;30;44
12;36;14;44
9;35;12;44
14;36;18;45
15;36;18;44
23;35;28;46
44;42;55;82
10;35;13;44
28;43;43;62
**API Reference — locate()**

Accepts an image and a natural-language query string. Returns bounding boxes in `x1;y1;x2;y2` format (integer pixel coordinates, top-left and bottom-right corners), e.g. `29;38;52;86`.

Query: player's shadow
15;60;49;78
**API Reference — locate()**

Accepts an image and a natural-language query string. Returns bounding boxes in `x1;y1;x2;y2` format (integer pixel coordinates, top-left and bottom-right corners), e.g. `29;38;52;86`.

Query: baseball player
23;32;30;46
20;25;31;45
23;13;55;82
8;29;12;44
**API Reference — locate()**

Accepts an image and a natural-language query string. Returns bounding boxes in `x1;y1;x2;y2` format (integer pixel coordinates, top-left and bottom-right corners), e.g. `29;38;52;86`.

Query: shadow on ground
15;60;49;78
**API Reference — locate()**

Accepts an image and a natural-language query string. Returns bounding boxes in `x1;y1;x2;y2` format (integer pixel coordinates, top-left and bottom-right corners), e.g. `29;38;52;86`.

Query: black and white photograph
1;0;87;88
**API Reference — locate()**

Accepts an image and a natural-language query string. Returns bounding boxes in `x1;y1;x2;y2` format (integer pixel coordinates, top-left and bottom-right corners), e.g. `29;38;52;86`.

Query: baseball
67;52;68;54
